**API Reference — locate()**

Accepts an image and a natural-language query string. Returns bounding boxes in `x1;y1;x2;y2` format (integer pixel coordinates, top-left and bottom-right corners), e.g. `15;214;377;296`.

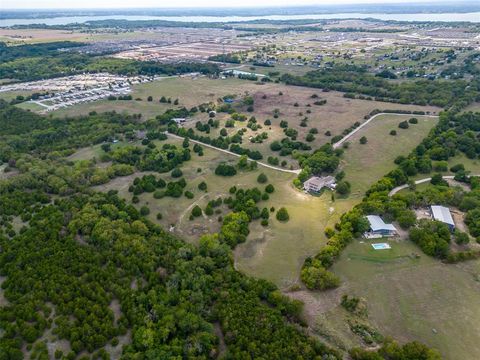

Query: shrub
455;230;470;245
409;117;418;124
191;205;202;217
265;184;275;193
390;130;397;136
450;164;465;173
198;181;207;191
276;207;289;222
153;190;165;199
359;136;367;144
301;265;340;290
398;121;409;129
324;228;335;238
171;168;183;178
430;173;448;186
140;206;150;216
257;173;268;184
336;181;351;195
156;212;163;220
215;163;237;176
185;191;194;199
264;119;271;125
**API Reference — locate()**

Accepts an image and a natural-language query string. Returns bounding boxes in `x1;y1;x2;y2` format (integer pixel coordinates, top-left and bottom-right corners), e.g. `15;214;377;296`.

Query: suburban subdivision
1;2;480;359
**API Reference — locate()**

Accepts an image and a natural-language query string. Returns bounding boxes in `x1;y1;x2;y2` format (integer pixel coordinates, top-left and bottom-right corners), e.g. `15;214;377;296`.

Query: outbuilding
430;205;455;231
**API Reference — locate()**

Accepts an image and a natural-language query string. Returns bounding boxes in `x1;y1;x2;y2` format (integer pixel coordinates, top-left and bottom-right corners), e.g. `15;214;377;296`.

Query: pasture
341;114;439;196
328;240;480;360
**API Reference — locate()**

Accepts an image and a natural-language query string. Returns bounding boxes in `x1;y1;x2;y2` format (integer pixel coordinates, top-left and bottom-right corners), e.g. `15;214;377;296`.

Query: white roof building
366;215;397;237
431;205;455;228
303;176;336;193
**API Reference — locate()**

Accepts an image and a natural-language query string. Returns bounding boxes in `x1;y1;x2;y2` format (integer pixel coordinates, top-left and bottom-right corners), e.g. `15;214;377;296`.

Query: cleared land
48;76;438;121
328;240;480;360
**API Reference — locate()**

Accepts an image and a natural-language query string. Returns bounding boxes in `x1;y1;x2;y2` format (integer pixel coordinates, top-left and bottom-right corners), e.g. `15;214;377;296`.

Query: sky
2;0;444;11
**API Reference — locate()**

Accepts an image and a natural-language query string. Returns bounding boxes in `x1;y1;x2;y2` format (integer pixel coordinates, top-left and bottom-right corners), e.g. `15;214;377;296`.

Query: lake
1;12;480;26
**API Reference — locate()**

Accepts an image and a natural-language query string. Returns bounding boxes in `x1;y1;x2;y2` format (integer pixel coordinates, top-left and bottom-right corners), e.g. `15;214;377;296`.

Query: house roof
366;215;397;232
431;205;455;226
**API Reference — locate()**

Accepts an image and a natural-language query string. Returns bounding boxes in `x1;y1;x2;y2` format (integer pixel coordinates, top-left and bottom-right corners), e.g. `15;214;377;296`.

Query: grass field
341;114;439;196
328;240;480;360
16;101;47;112
0;90;36;102
49;76;438;122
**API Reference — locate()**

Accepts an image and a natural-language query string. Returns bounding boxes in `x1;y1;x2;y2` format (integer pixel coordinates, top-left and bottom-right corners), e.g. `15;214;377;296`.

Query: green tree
276;207;289;222
191;205;202;217
257;173;268;183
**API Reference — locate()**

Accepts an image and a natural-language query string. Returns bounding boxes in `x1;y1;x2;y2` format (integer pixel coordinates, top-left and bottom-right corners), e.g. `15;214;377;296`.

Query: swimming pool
372;243;391;250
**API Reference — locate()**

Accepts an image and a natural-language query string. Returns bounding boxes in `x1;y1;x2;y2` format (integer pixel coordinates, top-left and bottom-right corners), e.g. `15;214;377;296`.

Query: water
1;12;480;27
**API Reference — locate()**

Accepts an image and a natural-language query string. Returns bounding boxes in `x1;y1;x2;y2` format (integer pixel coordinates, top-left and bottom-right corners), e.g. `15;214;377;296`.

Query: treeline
281;64;480;110
0;41;83;62
0;100;140;160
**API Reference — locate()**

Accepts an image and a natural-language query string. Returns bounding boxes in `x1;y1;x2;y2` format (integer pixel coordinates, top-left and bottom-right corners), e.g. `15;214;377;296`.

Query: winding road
333;112;439;149
388;175;480;196
165;111;439;176
165;132;302;174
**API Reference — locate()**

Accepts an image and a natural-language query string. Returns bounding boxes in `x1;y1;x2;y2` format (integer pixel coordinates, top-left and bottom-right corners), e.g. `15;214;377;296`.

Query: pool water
372;243;391;250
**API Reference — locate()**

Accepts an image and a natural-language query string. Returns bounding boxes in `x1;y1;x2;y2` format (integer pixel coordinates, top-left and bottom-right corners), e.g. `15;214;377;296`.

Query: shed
172;118;186;124
431;205;455;231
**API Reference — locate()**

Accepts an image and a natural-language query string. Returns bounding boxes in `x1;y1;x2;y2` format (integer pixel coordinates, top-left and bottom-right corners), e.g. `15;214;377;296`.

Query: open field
328;240;480;360
341;114;439;196
49;76;439;122
0;28;94;44
0;90;36;102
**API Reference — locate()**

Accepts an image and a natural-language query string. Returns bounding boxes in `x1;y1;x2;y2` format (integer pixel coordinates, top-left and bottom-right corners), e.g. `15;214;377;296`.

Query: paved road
388;175;480;196
333;112;439;149
165;132;301;175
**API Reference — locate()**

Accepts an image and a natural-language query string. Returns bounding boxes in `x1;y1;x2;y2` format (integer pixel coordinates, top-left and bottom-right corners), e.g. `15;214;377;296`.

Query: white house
303;176;336;193
365;215;398;238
